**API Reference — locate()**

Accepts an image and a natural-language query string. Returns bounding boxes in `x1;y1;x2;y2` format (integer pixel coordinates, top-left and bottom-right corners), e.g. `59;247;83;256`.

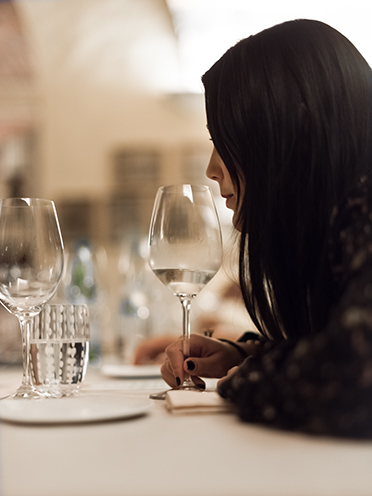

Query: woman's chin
232;212;242;232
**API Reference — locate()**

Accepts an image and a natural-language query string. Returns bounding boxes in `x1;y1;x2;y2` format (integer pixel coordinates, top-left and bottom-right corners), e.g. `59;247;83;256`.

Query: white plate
0;393;151;425
101;364;161;379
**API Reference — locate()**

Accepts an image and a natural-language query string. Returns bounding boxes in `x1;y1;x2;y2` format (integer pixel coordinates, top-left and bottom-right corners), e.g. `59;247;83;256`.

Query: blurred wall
16;0;210;204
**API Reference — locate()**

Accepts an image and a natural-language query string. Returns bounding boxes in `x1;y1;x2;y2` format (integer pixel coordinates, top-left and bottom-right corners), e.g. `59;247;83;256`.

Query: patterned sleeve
218;180;372;438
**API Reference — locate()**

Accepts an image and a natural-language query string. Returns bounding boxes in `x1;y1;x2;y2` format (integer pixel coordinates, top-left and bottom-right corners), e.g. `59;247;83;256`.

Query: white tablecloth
1;366;372;496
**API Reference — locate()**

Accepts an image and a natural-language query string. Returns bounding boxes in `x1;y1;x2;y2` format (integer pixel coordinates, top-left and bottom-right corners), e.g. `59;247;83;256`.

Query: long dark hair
202;19;372;340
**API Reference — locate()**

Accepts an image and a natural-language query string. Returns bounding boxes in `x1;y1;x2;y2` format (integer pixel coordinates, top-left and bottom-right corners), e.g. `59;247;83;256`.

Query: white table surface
1;365;372;496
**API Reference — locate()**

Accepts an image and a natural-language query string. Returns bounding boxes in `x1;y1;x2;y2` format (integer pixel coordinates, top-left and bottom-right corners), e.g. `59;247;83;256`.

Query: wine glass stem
20;316;33;389
179;294;194;387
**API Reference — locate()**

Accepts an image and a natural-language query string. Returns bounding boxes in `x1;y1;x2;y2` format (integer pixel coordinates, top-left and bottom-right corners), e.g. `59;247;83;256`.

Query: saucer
0;393;151;425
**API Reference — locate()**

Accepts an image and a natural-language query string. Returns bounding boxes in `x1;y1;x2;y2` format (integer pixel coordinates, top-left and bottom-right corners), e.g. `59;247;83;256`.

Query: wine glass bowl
148;184;222;394
0;198;64;399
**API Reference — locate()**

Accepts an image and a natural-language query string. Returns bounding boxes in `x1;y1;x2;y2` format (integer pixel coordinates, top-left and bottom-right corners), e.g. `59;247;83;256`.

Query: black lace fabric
218;176;372;438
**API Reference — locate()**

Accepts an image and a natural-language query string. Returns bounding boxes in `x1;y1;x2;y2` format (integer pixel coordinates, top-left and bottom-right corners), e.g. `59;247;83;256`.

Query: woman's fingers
161;357;206;389
160;359;179;388
190;375;206;389
160;334;244;387
183;336;245;378
161;338;184;387
183;352;231;378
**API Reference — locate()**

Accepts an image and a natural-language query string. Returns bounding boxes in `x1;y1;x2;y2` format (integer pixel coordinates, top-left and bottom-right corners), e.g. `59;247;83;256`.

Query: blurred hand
133;336;176;365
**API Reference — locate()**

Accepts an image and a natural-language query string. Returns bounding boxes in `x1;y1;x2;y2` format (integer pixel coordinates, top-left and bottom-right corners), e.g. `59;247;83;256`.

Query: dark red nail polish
176;377;181;386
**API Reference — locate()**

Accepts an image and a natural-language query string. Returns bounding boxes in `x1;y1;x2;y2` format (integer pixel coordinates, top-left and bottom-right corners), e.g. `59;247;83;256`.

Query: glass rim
0;198;56;207
157;184;211;193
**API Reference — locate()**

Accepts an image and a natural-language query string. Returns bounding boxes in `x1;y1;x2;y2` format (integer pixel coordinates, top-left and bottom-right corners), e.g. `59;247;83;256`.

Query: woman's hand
217;366;239;391
132;335;176;365
160;334;247;388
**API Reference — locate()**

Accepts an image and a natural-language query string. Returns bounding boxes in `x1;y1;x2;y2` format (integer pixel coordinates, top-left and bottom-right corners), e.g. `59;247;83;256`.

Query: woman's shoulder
335;173;372;221
329;173;372;282
342;173;372;234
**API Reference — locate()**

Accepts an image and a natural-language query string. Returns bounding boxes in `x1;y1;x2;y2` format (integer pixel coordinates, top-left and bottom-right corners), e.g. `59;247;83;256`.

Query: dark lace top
218;175;372;438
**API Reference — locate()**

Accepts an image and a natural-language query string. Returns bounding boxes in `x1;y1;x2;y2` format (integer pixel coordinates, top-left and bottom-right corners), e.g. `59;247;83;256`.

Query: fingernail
186;360;195;371
196;383;206;390
176;377;181;387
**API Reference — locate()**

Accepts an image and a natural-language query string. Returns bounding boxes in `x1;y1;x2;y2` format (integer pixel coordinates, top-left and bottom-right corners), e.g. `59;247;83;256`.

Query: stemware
148;184;222;398
0;198;64;399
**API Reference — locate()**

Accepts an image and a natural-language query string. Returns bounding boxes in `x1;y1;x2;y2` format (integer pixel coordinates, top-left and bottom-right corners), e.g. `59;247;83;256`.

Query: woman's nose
206;160;215;181
206;150;221;182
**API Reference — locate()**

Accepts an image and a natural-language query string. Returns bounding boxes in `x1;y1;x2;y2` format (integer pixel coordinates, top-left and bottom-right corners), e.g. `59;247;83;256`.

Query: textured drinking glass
30;304;90;397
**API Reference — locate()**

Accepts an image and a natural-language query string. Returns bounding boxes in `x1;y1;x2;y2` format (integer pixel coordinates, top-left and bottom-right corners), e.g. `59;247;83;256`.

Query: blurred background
0;0;371;364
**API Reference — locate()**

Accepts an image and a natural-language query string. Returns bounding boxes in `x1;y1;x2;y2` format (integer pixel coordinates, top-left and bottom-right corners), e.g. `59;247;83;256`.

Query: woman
161;19;372;438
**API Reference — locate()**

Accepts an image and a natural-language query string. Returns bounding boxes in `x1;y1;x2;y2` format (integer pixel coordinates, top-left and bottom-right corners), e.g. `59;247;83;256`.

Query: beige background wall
16;0;211;202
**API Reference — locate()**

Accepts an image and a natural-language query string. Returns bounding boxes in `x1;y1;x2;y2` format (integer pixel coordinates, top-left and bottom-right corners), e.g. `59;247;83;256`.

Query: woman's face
206;146;241;227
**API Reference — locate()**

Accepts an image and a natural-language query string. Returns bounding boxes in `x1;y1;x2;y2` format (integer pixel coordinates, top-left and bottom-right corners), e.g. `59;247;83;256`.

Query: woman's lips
224;194;234;210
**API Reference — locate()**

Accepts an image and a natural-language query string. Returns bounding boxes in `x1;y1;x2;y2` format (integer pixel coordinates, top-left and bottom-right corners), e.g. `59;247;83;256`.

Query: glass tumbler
29;304;90;397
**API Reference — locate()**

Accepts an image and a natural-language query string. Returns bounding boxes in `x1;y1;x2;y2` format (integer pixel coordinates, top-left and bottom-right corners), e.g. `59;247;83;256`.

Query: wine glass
148;184;222;398
0;198;64;399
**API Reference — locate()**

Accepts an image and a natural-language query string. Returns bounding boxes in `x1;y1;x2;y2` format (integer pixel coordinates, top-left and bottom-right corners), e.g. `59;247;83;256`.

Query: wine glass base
178;384;200;391
9;385;49;400
149;384;203;400
149;390;169;400
179;377;201;391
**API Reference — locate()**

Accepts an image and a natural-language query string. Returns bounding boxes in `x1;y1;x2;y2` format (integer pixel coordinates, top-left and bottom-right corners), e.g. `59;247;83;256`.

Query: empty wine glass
0;198;64;399
148;185;222;398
